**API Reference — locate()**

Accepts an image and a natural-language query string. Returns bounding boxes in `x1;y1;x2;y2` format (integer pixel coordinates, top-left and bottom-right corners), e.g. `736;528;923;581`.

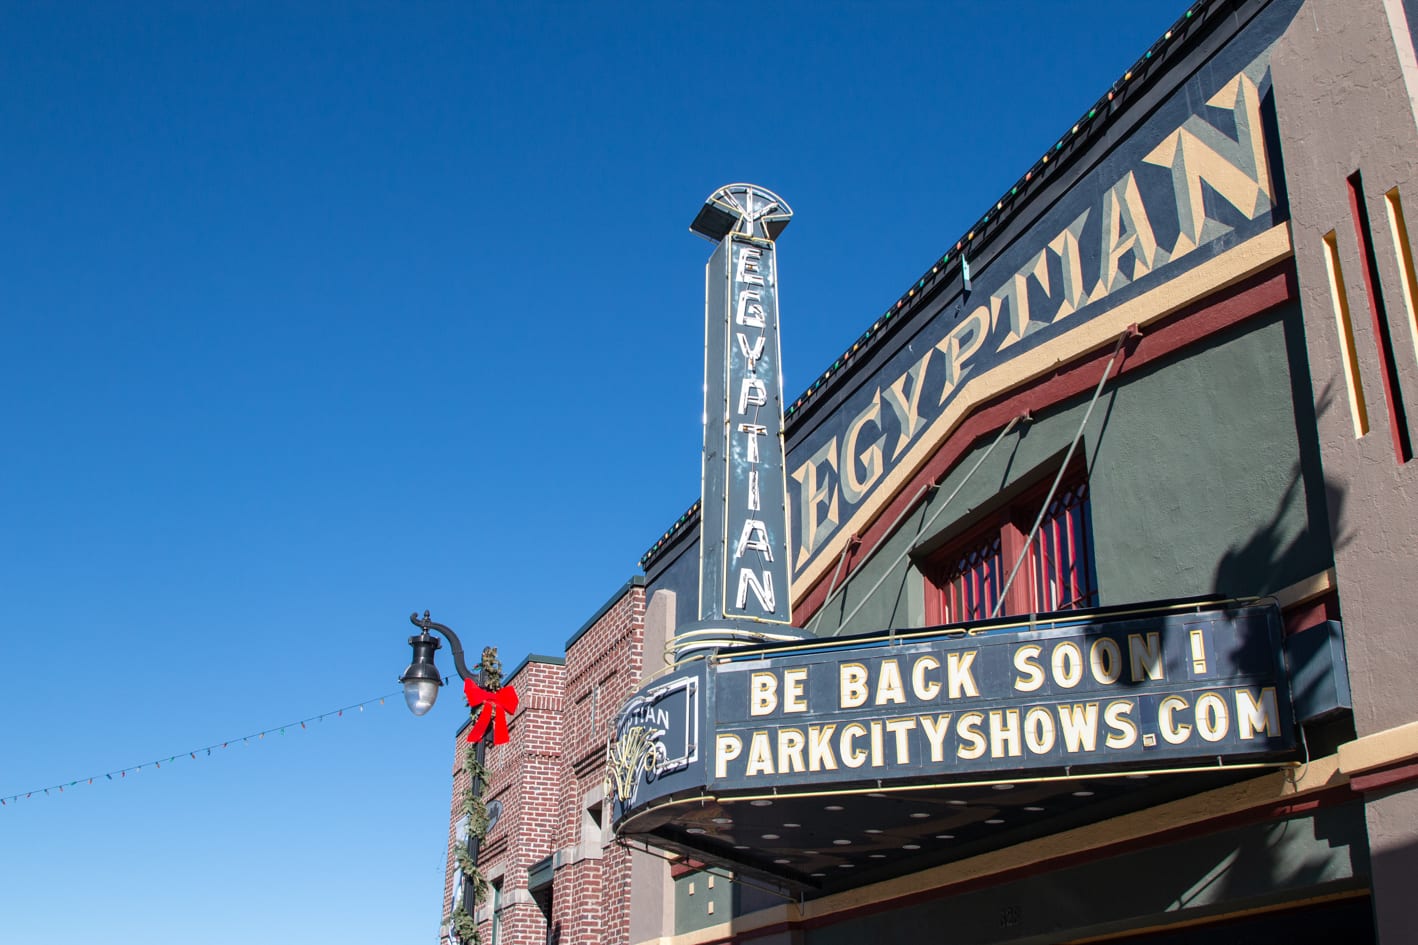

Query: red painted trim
1347;173;1414;463
797;265;1297;622
1349;760;1418;794
669;859;709;879
1283;592;1339;637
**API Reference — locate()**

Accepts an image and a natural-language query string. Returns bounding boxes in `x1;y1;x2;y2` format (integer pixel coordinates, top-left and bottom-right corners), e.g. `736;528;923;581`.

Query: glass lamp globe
403;677;441;716
400;630;444;716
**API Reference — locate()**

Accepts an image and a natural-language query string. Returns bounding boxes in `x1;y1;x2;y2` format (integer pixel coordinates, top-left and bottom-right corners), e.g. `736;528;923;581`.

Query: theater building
442;0;1418;942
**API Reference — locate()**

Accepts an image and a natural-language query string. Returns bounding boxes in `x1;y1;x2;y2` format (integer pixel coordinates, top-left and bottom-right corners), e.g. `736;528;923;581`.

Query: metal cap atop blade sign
690;183;794;243
693;184;795;631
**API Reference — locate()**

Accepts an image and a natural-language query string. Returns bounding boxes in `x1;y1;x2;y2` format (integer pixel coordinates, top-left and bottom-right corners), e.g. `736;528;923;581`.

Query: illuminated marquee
611;600;1296;822
712;604;1291;785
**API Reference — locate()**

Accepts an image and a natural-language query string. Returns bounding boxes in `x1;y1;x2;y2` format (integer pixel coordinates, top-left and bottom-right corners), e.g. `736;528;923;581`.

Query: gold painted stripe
1272;568;1337;609
620;760;1295;823
1337;719;1418;775
1322;229;1370;439
1383;188;1418;370
719;761;1295;804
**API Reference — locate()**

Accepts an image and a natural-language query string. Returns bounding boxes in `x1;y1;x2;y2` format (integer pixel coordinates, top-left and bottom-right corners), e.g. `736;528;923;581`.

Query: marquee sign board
711;602;1294;789
611;600;1296;828
696;185;794;625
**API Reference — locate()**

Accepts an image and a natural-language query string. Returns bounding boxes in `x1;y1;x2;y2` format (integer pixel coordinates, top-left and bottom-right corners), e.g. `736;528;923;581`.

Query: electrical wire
991;328;1133;618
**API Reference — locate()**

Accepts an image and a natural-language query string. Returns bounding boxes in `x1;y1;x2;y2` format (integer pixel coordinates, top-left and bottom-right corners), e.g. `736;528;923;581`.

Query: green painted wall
818;304;1332;637
673;870;732;935
672;869;779;936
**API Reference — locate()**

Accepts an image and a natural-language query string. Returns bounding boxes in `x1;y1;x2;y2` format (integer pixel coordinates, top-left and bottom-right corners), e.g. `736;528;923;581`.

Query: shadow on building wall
1212;365;1347;601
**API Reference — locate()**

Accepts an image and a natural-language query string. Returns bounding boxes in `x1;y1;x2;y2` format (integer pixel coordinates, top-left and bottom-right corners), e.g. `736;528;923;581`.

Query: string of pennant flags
0;678;448;808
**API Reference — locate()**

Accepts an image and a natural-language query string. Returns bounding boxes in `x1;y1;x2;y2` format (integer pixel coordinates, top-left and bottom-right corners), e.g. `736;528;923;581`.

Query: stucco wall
1272;0;1418;740
1271;2;1418;940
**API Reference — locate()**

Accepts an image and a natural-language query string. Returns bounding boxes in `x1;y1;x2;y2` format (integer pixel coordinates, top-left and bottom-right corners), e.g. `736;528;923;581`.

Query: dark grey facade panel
645;531;702;634
1286;620;1352;724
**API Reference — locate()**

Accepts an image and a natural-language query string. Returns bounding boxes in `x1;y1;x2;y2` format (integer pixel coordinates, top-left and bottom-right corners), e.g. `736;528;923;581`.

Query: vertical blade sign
693;184;794;624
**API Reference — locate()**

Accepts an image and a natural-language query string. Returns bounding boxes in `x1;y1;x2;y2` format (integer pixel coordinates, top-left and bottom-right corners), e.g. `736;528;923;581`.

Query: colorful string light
638;501;701;567
0;685;421;808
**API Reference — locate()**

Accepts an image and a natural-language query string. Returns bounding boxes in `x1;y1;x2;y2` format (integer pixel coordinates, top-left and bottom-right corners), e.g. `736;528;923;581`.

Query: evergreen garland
449;649;502;945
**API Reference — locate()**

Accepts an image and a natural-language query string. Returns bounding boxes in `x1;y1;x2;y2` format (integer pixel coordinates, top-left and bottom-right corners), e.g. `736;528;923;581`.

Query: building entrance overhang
609;598;1303;892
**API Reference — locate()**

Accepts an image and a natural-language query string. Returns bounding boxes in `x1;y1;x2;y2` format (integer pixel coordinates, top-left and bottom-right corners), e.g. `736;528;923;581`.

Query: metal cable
990;329;1132;618
806;533;859;632
827;413;1025;635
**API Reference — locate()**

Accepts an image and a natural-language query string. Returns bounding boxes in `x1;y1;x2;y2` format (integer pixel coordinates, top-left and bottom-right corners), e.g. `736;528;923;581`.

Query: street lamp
401;609;504;937
400;610;477;716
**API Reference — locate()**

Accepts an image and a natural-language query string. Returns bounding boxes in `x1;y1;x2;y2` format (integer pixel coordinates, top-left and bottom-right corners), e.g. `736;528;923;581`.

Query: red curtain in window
938;532;1003;622
928;476;1097;624
1026;480;1097;612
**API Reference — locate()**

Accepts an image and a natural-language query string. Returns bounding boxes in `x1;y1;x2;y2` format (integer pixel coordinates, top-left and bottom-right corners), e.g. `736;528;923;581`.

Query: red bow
464;680;520;745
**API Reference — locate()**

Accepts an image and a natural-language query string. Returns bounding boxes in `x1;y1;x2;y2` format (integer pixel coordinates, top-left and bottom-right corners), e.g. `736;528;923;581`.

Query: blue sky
3;2;1182;941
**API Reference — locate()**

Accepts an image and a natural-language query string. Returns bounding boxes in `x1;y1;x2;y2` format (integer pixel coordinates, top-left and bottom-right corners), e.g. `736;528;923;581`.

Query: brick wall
551;584;646;945
441;658;566;945
437;581;648;945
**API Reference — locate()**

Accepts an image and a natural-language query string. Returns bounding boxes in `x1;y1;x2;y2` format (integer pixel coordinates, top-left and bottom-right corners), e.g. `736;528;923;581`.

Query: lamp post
401;609;504;938
399;610;478;716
